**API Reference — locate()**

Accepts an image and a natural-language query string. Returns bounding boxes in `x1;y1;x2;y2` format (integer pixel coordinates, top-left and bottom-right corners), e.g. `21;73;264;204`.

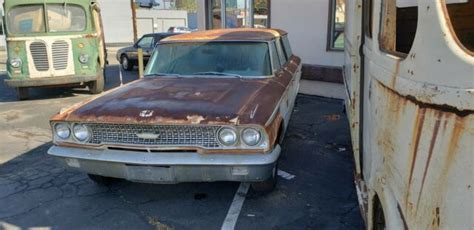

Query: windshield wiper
192;72;242;78
144;73;182;78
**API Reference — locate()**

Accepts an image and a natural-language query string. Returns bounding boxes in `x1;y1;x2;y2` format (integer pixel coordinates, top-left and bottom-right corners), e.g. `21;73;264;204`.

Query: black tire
121;55;133;71
88;65;105;94
17;87;29;100
87;174;115;186
251;165;278;193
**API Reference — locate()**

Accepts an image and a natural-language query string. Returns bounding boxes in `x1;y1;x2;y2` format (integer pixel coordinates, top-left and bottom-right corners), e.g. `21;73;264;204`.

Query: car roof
160;28;288;43
142;33;179;37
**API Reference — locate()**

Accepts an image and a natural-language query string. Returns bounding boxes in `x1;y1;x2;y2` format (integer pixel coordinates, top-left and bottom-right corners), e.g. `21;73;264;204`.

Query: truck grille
87;124;221;148
52;41;69;70
30;42;49;71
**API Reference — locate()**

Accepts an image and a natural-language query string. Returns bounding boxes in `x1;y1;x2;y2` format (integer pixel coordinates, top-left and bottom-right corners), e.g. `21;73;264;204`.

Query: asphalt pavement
0;63;363;229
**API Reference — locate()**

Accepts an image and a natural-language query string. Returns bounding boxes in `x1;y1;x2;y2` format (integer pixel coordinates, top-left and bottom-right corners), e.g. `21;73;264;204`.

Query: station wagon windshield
7;4;86;34
146;42;272;77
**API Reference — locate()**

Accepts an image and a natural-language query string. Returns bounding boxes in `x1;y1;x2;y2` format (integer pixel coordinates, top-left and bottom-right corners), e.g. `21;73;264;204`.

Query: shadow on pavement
0;65;139;103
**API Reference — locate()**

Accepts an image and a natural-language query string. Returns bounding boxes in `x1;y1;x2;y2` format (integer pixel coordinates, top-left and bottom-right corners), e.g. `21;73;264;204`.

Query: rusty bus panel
345;0;473;229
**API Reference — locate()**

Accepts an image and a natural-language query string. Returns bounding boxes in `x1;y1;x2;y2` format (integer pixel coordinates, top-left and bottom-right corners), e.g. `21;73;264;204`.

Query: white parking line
221;183;250;230
278;169;296;180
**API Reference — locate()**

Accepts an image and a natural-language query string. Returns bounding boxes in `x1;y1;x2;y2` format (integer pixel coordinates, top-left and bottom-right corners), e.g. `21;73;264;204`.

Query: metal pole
131;0;138;42
249;0;254;28
138;48;144;78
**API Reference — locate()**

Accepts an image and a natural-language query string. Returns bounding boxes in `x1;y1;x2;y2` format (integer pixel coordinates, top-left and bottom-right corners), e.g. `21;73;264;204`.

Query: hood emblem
136;133;160;139
139;110;154;118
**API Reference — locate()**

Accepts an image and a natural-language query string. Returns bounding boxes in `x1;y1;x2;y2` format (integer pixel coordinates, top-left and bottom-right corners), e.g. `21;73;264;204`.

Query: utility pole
131;0;138;42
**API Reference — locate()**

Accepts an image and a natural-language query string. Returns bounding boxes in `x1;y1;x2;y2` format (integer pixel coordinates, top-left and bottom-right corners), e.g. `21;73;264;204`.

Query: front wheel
121;55;133;71
88;66;105;94
251;165;278;193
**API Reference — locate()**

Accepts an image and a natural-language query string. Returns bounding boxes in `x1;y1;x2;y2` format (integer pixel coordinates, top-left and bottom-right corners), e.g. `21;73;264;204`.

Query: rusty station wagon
48;28;301;192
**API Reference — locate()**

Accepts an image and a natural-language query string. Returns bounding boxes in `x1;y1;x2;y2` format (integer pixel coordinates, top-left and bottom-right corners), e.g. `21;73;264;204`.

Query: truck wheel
88;66;105;94
17;87;29;100
88;174;116;186
251;165;278;193
121;55;133;71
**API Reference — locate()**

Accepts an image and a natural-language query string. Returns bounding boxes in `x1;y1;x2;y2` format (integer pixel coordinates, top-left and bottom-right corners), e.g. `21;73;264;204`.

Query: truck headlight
73;124;90;142
218;128;238;146
55;123;71;140
9;58;22;68
242;128;262;146
79;54;89;64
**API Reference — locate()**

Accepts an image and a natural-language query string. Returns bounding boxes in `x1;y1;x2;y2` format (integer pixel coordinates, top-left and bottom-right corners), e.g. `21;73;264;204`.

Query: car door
131;35;155;61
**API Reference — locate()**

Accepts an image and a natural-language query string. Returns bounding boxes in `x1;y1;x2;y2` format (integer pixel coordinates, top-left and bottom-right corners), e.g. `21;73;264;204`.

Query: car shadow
0;142;239;230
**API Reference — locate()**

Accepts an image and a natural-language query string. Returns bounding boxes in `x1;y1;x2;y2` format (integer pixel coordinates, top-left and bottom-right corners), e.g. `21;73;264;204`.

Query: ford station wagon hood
55;77;288;125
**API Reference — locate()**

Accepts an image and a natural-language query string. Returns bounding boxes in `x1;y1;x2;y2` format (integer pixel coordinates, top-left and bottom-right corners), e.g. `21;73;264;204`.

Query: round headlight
73;124;90;141
79;54;89;64
55;123;71;140
10;58;22;68
218;128;238;146
242;128;262;146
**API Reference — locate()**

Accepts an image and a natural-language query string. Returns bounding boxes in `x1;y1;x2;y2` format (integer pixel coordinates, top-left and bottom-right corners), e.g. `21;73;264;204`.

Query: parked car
167;26;192;33
116;33;177;71
48;28;302;192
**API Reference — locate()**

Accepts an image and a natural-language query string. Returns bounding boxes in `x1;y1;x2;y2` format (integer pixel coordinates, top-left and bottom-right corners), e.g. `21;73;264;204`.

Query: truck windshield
7;4;86;34
146;42;272;77
7;5;45;33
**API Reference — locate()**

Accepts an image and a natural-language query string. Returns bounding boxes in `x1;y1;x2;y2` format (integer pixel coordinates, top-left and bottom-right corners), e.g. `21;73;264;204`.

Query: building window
207;0;270;29
209;0;223;29
327;0;345;51
254;0;269;28
379;0;418;56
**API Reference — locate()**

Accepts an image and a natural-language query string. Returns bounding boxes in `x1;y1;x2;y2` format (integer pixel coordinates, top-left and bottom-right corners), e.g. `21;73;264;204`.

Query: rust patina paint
51;29;302;154
161;28;288;43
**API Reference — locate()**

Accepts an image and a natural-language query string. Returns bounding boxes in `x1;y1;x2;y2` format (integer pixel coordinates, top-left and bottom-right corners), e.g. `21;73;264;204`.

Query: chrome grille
52;41;69;70
87;124;221;148
30;42;49;71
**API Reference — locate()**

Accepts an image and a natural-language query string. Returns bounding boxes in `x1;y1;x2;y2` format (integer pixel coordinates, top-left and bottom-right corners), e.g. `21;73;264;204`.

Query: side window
379;0;418;56
281;35;293;59
445;0;474;53
270;41;281;72
276;38;287;65
137;36;154;48
364;0;373;38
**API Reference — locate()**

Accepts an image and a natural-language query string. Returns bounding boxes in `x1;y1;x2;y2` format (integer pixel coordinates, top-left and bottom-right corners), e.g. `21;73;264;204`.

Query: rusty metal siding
345;0;473;229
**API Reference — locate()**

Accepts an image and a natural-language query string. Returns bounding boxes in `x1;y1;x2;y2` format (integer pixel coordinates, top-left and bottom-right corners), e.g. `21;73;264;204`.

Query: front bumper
47;145;281;184
4;75;98;88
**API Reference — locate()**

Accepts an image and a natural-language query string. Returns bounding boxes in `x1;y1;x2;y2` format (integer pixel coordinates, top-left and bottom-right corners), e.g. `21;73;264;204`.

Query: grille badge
139;110;154;118
136;133;160;139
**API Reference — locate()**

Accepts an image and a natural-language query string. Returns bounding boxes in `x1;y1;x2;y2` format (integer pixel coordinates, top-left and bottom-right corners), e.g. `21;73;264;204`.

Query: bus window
445;1;474;53
379;0;418;55
364;0;373;38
